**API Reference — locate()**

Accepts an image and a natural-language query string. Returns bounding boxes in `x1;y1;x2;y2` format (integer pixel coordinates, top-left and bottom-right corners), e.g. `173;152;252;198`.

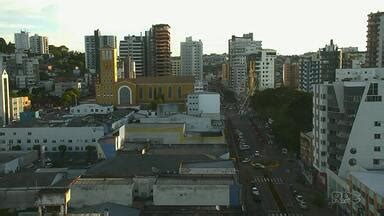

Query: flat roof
0;152;34;163
155;176;234;185
72;178;133;185
84;152;211;178
0;171;59;188
350;171;384;197
125;123;185;129
182;160;234;169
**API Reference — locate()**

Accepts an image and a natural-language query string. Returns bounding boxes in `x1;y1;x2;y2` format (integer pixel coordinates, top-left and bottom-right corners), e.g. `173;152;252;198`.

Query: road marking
253;176;284;184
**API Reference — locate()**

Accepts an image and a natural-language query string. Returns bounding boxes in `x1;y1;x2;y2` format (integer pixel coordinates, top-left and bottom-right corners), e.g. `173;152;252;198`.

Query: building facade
0;70;10;126
85;30;117;73
95;48;194;106
171;56;181;76
247;49;276;93
319;39;341;83
145;24;171;76
340;47;365;69
366;11;384;68
298;53;320;92
14;31;29;52
228;33;262;95
29;34;49;55
119;35;146;76
186;92;220;118
283;61;299;89
10;97;31;121
180;37;203;81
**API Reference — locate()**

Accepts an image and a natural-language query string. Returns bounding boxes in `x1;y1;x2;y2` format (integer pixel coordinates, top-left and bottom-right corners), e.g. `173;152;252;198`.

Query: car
299;201;308;209
242;157;251;163
251;162;265;169
282;148;288;154
252;186;261;202
254;151;260;157
295;195;305;203
240;145;250;150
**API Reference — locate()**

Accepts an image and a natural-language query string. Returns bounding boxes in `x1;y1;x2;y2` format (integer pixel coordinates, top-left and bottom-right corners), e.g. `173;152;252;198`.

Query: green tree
58;145;67;156
17;88;30;97
11;145;21;151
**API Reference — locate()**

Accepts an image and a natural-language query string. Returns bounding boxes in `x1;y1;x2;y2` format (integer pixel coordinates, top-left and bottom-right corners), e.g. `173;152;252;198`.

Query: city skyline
0;0;382;55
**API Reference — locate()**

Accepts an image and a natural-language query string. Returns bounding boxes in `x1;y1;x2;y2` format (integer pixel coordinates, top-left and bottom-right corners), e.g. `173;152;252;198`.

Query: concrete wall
132;176;156;198
70;181;133;207
4;158;20;174
153;184;230;206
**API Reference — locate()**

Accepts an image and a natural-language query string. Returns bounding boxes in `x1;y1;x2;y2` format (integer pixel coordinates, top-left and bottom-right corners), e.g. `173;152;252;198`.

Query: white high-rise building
228;33;262;95
14;31;30;52
180;37;203;81
312;68;384;205
85;31;116;73
119;35;145;76
29;34;49;54
0;70;10;126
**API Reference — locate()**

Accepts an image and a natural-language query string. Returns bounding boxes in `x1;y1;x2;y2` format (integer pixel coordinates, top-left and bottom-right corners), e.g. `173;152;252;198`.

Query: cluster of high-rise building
14;31;49;54
297;11;384;216
85;25;204;83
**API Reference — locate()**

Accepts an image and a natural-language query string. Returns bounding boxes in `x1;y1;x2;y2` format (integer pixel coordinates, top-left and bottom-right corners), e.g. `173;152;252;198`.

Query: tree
11;145;21;151
85;145;97;162
17;88;30;97
58;145;67;156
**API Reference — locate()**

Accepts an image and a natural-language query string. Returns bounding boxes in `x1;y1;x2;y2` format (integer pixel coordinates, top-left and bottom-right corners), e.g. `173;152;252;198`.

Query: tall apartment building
4;53;40;89
171;56;181;76
180;37;203;81
298;53;320;92
247;49;276;94
366;11;384;68
10;96;31;121
29;34;49;54
340;47;366;69
228;33;262;95
319;39;341;82
283;59;299;89
0;70;10;126
145;24;171;76
312;68;384;195
14;31;29;52
84;30;117;73
119;35;145;76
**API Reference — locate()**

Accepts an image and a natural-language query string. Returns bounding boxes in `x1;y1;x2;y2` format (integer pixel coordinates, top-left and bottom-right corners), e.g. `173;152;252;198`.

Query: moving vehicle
251;162;265;169
252;186;261;202
240;145;250;150
282;148;288;154
299;201;308;209
295;195;305;203
254;151;260;157
242;157;251;163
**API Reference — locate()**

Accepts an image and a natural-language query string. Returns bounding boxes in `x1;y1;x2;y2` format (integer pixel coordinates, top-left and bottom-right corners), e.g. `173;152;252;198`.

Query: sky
0;0;383;55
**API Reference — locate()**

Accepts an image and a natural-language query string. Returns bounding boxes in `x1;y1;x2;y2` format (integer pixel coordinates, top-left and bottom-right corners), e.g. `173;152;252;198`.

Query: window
177;87;182;98
139;88;143;99
0;132;4;136
321;151;326;156
321;162;326;167
13;132;16;135
68;139;73;143
349;158;357;166
43;139;47;143
374;121;381;127
84;139;88;143
374;146;381;152
92;138;96;142
95;109;98;112
148;87;153;98
68;146;73;151
158;87;162;97
154;88;157;97
34;139;39;143
91;109;94;112
350;148;357;154
27;139;31;143
373;159;380;165
374;133;381;139
321;117;326;122
17;139;21;144
321;129;326;134
368;83;378;95
168;86;172;98
75;146;79;150
52;147;57;151
52;140;56;143
28;132;32;135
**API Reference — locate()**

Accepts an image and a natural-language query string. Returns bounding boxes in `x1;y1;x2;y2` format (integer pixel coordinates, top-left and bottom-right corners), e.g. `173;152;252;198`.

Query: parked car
252;186;261;202
282;148;288;154
254;151;260;157
242;157;251;163
295;195;305;203
251;162;265;169
240;145;250;150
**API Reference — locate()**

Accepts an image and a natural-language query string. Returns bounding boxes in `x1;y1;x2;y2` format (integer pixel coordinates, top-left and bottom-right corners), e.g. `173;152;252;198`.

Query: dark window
168;86;172;98
177;87;182;98
139;88;143;99
27;139;31;143
34;139;39;143
68;146;73;151
148;87;153;98
43;139;47;143
68;139;73;143
368;83;378;95
17;139;21;143
373;159;380;165
374;146;381;152
374;133;381;139
374;121;381;127
52;140;56;143
28;132;32;135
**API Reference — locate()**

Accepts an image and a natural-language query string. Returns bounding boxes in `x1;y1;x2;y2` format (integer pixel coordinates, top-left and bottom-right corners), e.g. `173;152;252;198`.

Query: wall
70;180;133;207
153;184;230;206
0;127;104;152
4;158;20;174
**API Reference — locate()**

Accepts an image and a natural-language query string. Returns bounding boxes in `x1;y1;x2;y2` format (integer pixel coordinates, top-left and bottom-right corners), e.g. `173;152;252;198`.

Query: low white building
69;178;134;208
336;67;384;82
70;104;113;116
186;92;220;119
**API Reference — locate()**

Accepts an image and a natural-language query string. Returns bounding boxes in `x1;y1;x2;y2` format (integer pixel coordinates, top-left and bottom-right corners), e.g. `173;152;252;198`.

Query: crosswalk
252;176;284;184
268;211;303;216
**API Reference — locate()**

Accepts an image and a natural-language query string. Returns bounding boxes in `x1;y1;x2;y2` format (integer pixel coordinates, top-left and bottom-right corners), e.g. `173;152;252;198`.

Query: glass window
168;86;172;98
139;87;143;99
374;121;381;127
374;133;381;139
374;146;381;152
148;87;153;99
177;87;182;98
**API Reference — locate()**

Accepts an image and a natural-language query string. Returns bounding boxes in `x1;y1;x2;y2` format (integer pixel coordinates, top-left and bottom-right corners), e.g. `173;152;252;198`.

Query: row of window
0;138;97;144
139;86;182;99
1;145;94;152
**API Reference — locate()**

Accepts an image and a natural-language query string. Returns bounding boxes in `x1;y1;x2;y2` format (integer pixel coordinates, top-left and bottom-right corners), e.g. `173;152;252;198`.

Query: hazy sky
0;0;382;55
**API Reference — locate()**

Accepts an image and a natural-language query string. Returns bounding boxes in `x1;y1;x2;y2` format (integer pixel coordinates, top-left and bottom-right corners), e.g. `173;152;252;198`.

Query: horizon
0;0;383;55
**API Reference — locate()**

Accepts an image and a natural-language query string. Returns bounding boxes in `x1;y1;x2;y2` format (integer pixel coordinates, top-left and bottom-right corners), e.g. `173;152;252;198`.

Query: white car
240;145;250;150
242;157;251;163
296;195;305;203
252;186;260;196
254;151;260;157
251;162;265;169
